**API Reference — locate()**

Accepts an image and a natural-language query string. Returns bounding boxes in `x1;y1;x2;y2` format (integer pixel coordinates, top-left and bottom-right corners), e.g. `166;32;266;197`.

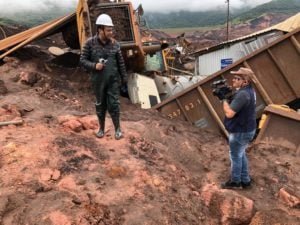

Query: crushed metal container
153;27;300;136
255;105;300;150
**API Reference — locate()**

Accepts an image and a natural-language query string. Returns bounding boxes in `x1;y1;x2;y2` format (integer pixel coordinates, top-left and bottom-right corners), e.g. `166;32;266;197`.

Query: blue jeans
228;130;256;183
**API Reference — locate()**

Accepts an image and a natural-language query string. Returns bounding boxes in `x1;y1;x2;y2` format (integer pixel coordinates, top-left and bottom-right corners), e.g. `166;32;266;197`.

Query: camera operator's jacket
80;35;127;85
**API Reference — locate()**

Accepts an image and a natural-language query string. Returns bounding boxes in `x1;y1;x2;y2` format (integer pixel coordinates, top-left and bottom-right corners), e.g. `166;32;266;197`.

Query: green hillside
144;0;300;28
0;5;75;27
233;0;300;22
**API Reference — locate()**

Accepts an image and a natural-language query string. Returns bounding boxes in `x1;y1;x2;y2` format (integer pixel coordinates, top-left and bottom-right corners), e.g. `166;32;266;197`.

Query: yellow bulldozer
0;0;168;74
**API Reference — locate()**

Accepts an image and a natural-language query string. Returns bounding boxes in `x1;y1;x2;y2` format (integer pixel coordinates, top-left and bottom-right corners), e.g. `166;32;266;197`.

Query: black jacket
80;35;127;83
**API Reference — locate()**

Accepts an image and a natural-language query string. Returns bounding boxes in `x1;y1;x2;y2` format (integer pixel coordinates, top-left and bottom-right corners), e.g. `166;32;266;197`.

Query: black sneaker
221;180;241;189
241;181;252;189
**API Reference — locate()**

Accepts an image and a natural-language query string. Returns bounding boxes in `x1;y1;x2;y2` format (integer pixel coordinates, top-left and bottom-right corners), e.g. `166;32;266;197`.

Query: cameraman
80;14;127;140
217;67;256;189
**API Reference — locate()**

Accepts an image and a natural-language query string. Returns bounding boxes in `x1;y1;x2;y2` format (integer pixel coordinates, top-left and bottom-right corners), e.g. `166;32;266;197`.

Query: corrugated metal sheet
196;30;283;76
197;45;244;77
0;13;75;60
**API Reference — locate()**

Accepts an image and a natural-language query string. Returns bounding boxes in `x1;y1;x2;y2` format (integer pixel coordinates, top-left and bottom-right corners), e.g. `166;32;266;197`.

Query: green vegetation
144;9;227;29
0;5;74;27
0;18;16;26
144;0;300;28
233;0;300;22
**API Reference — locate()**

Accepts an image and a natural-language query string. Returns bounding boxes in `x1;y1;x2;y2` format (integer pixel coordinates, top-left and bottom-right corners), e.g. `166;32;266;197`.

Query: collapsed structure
0;0;299;149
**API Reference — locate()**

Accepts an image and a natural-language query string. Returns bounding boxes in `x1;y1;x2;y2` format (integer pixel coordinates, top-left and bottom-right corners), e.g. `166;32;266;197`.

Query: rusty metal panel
159;100;186;121
0;13;76;60
255;106;300;150
268;38;300;97
0;18;60;52
246;51;296;103
177;90;220;132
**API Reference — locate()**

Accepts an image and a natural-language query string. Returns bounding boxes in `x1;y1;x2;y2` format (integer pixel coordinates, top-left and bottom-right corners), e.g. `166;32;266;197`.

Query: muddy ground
0;41;300;225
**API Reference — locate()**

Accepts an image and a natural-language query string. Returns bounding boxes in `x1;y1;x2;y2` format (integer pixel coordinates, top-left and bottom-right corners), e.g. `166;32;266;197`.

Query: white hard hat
95;14;114;26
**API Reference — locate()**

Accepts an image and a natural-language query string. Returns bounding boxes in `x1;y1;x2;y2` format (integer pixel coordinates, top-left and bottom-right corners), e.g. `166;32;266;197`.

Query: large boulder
200;184;255;225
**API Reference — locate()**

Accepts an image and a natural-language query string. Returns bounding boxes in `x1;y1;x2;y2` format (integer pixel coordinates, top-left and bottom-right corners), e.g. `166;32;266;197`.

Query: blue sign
221;58;233;69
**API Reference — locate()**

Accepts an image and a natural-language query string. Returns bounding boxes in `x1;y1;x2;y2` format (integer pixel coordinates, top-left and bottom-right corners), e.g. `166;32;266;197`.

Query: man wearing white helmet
80;13;127;140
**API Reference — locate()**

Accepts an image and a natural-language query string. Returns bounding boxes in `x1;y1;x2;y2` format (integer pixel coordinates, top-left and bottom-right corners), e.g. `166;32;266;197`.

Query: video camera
211;79;233;101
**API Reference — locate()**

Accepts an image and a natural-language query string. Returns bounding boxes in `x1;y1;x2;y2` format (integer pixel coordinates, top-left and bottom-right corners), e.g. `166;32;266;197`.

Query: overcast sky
0;0;272;14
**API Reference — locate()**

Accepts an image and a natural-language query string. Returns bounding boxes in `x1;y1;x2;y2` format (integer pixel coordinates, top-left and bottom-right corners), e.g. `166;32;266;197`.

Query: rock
3;56;19;64
52;170;61;181
62;119;83;132
278;188;300;208
106;166;127;179
250;209;300;225
2;104;21;117
58;176;78;192
19;71;40;86
168;164;177;172
40;168;53;181
201;184;254;225
78;116;98;130
57;115;78;124
47;211;72;225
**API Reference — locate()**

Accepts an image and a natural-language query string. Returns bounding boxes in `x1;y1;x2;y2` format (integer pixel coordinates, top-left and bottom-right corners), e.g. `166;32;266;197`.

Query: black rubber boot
115;127;123;140
111;114;123;140
96;116;105;138
95;103;106;138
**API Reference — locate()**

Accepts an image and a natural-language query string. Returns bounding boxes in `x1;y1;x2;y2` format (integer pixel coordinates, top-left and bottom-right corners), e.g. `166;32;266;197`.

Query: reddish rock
106;165;127;179
47;211;72;225
52;169;61;181
57;115;78;124
58;176;78;192
279;188;300;208
40;168;54;181
250;209;300;225
201;184;254;225
78;116;98;130
62;119;83;132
